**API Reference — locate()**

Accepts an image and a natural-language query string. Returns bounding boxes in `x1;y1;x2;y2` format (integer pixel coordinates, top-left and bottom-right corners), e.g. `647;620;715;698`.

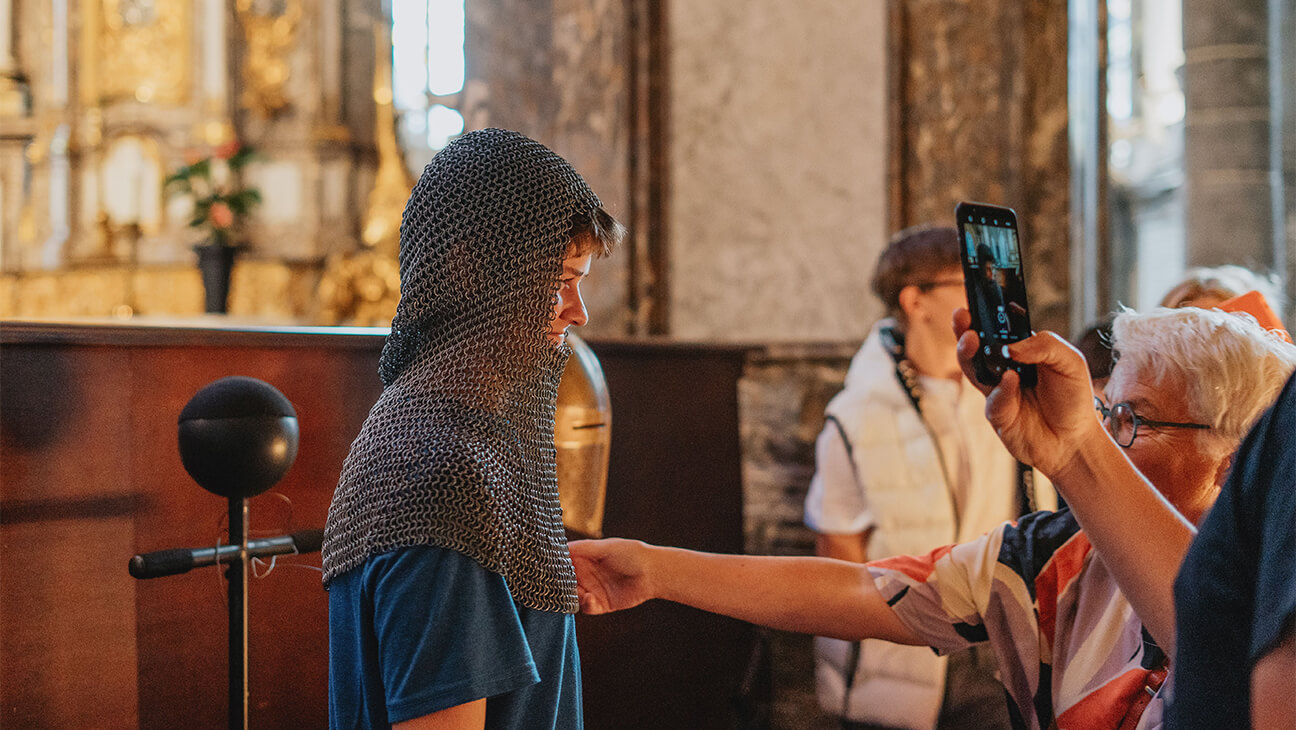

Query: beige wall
667;0;888;342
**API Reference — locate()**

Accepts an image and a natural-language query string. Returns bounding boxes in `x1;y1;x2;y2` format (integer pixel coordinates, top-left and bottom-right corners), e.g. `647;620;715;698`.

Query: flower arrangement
164;141;261;247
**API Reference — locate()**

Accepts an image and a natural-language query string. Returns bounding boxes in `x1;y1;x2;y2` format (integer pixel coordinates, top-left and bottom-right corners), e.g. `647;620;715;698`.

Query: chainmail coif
321;129;603;613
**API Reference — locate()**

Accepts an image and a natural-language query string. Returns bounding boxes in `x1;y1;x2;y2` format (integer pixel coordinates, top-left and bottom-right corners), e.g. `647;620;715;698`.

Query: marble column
1182;0;1280;274
889;0;1072;333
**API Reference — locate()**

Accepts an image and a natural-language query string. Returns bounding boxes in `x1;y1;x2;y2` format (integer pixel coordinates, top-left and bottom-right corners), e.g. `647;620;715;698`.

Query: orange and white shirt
869;509;1169;730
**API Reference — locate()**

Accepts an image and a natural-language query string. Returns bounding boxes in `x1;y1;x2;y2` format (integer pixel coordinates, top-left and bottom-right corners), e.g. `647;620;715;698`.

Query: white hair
1111;307;1296;456
1159;264;1285;314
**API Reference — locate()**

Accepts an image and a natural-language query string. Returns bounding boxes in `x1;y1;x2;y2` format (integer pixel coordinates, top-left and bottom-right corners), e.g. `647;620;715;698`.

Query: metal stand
227;497;250;730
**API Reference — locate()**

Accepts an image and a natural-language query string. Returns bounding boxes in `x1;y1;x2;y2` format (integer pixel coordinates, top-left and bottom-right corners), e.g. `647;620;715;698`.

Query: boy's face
548;248;594;346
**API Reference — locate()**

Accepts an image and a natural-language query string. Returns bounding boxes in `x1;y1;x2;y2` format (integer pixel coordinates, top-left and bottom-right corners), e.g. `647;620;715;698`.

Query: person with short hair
322;128;624;730
804;226;1052;729
572;305;1296;730
1159;264;1284;315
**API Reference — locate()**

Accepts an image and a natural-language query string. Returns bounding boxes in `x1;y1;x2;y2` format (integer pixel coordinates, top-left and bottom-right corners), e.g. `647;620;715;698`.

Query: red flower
214;140;242;160
208;201;234;228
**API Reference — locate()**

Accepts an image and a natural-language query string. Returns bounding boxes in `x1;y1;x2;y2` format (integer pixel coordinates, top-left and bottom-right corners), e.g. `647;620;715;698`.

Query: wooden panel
124;342;383;730
1;323;385;730
0;323;754;728
577;341;756;729
0;343;140;728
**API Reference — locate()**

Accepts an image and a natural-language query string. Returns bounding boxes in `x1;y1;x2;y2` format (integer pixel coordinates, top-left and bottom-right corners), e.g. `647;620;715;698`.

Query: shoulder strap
879;325;924;416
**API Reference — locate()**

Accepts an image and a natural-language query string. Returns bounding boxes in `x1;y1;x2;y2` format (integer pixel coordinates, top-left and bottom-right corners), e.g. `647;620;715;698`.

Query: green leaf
225;189;261;214
228;147;257;170
163;175;192;194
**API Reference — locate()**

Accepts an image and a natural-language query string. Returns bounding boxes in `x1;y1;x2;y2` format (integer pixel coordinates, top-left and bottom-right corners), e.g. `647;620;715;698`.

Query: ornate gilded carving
316;22;409;326
235;0;302;118
91;0;192;105
362;23;413;258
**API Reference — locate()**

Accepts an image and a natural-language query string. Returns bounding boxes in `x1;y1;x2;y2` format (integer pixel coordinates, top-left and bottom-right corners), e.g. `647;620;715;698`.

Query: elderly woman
952;301;1295;730
571;307;1296;730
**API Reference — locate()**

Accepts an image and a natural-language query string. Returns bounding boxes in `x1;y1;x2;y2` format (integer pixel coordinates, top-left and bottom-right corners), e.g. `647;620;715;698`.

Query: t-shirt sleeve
367;546;541;724
867;525;1012;654
1245;384;1296;663
804;417;875;534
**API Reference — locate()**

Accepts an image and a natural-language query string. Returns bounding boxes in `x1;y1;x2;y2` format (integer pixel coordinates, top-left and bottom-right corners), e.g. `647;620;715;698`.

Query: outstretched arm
570;538;924;645
952;309;1195;655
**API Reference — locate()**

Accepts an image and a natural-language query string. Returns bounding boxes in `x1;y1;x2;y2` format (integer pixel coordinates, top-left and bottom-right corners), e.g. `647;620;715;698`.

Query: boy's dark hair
1073;315;1115;381
569;206;626;258
870;225;962;326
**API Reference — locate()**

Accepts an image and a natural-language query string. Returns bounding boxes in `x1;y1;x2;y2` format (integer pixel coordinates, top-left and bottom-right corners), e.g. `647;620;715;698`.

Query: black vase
194;242;238;314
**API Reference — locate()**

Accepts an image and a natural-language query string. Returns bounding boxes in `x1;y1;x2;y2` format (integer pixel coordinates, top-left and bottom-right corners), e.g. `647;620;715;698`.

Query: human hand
570;538;656;615
953;308;1109;478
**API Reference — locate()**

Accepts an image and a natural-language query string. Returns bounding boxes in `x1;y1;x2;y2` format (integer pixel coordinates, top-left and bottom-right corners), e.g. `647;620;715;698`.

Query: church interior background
2;0;1294;728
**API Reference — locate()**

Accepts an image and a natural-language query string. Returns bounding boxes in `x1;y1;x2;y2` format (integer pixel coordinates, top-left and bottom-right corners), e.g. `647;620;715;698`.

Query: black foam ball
177;376;299;499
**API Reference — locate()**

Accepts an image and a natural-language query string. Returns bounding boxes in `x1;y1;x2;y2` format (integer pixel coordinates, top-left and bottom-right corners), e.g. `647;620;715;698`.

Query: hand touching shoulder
570;538;657;614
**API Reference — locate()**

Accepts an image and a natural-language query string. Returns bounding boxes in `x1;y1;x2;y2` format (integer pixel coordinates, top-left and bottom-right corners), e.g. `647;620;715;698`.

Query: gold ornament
235;0;302;118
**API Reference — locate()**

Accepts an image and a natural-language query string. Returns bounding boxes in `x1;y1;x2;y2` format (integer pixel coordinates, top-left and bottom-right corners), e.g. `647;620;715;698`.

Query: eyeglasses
1093;396;1212;448
916;279;964;291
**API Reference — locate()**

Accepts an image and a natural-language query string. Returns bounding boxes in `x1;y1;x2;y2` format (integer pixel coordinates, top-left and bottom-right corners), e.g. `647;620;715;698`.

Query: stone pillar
665;0;889;342
889;0;1072;333
1182;0;1280;274
464;0;631;338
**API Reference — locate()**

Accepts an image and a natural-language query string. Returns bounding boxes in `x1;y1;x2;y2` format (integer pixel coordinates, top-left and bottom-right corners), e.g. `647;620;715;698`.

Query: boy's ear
897;284;921;319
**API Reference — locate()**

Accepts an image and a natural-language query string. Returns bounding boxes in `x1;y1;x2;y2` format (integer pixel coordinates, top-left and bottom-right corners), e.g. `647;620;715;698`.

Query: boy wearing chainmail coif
322;128;624;729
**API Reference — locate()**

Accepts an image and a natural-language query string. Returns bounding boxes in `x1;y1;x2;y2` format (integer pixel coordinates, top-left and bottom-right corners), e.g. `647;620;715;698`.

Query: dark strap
879;326;924;417
840;640;862;722
888;324;1036;518
825;414;855;466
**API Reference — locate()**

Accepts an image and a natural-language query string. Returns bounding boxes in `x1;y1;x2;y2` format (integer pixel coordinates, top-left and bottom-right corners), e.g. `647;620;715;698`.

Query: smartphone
955;202;1036;387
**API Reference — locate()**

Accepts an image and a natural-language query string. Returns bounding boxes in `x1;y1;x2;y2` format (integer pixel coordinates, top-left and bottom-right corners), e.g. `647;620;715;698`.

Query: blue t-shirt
1169;372;1296;728
328;545;582;729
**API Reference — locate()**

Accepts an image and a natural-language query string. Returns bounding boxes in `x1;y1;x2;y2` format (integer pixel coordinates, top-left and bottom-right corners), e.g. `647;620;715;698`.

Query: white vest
813;324;1053;728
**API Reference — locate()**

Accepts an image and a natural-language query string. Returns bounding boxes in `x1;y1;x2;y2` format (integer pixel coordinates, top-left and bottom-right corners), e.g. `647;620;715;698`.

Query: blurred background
1;1;1292;727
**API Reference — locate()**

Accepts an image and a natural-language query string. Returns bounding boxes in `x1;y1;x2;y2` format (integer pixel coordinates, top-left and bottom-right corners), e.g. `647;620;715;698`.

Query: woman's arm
394;699;485;730
570;538;923;645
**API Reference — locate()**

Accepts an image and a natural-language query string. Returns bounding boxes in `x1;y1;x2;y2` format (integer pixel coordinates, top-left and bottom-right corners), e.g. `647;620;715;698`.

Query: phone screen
957;203;1035;385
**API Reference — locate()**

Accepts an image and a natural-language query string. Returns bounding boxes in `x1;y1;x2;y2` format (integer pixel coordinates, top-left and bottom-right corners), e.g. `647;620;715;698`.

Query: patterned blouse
869;509;1169;730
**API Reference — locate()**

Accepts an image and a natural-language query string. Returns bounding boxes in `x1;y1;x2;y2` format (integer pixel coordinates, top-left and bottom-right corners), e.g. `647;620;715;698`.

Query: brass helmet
555;333;611;537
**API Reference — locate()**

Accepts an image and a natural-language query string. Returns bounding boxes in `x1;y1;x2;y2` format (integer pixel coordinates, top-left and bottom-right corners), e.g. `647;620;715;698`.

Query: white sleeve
802;418;875;534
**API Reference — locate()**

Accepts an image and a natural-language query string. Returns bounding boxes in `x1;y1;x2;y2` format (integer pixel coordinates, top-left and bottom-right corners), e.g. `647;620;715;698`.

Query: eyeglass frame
1093;396;1212;448
914;278;965;291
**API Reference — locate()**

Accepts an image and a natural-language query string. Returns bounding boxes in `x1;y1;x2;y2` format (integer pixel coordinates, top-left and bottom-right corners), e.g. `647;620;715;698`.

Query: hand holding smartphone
955;202;1037;387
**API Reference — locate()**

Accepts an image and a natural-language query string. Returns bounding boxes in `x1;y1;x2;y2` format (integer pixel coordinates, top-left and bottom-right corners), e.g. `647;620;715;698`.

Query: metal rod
227;497;249;730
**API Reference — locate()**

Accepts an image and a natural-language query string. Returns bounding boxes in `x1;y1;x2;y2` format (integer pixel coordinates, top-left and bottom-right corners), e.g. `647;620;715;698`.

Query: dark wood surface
0;321;754;729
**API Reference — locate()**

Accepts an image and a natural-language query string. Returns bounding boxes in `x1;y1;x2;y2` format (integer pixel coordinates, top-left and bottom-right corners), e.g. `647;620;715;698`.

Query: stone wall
665;0;890;342
738;342;855;729
1182;0;1283;290
890;0;1072;334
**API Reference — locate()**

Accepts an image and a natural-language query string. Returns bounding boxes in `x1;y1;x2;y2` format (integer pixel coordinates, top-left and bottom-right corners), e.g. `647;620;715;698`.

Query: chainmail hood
321;129;602;613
